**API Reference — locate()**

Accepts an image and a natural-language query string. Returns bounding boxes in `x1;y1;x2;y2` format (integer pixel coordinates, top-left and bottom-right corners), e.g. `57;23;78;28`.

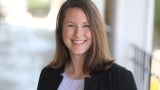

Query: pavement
0;20;55;90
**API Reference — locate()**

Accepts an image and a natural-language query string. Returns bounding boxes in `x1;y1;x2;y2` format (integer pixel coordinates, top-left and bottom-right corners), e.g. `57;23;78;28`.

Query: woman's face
62;7;92;56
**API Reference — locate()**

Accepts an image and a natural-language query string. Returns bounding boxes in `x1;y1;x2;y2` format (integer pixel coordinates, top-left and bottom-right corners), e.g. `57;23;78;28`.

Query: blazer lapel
84;75;99;90
47;74;63;90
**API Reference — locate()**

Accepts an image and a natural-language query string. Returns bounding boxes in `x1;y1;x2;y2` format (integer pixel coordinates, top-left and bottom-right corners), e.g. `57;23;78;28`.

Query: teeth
73;40;85;44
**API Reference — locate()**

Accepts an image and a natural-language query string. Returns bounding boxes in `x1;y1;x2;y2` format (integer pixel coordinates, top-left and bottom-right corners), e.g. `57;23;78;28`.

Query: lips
72;40;86;44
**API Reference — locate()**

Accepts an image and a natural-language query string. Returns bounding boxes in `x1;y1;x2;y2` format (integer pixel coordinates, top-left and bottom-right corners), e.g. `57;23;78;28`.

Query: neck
65;54;89;79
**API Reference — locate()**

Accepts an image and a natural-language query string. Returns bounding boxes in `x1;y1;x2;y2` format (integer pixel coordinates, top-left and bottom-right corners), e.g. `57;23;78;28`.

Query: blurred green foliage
27;0;50;17
153;0;160;49
27;0;50;9
154;0;160;32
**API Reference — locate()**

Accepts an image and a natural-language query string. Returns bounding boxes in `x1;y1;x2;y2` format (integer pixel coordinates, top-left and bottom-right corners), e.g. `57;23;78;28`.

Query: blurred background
0;0;159;90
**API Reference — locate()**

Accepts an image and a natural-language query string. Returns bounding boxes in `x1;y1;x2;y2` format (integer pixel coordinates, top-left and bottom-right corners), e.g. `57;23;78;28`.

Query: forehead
64;7;88;22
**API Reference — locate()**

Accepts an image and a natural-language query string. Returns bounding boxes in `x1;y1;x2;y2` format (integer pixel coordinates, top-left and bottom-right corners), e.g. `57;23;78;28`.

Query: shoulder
103;63;137;90
39;66;64;77
105;63;135;82
39;66;54;77
37;66;59;84
107;63;132;76
40;66;56;74
91;63;135;80
37;66;64;90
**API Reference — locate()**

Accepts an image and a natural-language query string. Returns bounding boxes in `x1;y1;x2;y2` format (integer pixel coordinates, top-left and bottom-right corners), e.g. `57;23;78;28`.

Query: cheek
62;30;69;47
86;31;92;46
62;29;73;42
86;30;92;40
62;30;66;39
62;29;69;38
62;30;75;49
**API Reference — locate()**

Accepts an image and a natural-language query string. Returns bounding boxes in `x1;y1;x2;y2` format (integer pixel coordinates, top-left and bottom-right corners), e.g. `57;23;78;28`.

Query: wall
110;0;155;70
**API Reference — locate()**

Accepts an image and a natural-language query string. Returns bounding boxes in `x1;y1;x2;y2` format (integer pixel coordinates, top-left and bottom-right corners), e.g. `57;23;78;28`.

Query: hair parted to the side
48;0;114;73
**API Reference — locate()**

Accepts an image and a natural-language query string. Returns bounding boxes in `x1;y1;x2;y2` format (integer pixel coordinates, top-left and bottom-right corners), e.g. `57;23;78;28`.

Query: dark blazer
37;63;137;90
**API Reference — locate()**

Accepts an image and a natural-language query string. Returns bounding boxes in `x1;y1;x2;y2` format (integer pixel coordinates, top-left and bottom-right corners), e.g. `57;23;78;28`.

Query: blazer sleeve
118;71;137;90
37;67;49;90
108;64;137;90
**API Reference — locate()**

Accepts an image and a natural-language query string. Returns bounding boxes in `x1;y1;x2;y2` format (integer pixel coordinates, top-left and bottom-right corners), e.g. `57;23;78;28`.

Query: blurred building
0;0;159;90
94;0;159;90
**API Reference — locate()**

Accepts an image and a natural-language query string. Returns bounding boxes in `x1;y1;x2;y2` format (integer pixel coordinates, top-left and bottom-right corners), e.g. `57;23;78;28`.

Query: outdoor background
0;0;159;90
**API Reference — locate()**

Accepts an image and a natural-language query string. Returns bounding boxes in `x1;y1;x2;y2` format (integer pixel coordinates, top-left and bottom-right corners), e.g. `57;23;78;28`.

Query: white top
57;72;85;90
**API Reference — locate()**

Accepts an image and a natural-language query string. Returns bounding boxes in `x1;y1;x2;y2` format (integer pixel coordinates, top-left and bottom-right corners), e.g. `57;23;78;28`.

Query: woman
37;0;137;90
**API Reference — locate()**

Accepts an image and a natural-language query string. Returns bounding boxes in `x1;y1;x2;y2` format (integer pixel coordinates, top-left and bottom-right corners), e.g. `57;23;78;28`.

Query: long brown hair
49;0;114;73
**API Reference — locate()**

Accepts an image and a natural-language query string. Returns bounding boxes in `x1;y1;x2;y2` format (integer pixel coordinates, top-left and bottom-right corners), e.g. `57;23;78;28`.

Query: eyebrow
64;21;89;24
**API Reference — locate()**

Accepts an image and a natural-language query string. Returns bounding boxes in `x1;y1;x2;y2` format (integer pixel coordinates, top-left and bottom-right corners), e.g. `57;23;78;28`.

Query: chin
71;51;86;56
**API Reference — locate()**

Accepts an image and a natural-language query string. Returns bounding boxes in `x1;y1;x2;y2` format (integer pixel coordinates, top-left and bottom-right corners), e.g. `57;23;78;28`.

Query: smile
72;40;86;44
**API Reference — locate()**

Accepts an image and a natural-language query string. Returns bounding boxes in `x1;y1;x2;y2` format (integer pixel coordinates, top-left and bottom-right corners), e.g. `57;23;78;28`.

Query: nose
74;27;82;37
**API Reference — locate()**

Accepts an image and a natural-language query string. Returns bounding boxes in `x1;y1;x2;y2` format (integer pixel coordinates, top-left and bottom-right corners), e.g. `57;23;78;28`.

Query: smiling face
62;7;92;57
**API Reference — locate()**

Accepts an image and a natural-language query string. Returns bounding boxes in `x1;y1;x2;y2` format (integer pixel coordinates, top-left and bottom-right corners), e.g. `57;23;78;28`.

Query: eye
83;24;90;29
64;23;76;30
67;24;75;27
84;25;90;27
